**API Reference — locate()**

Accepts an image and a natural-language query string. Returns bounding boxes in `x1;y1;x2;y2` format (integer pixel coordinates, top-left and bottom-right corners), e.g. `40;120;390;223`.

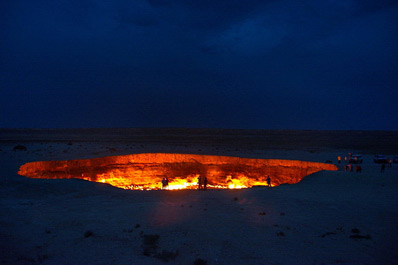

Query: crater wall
18;153;338;189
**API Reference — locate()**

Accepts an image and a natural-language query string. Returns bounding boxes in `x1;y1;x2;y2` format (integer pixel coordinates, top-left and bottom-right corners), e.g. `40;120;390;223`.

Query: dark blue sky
1;0;397;130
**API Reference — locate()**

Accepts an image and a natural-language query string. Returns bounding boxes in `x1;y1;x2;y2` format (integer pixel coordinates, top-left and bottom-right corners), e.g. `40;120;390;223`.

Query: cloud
354;0;398;13
1;0;398;129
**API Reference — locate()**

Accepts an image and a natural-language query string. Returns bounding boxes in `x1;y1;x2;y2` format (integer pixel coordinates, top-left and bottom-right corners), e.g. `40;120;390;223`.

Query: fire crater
18;153;337;190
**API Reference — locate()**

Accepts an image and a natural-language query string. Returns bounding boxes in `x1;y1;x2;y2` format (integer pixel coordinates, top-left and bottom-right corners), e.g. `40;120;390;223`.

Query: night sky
1;0;397;130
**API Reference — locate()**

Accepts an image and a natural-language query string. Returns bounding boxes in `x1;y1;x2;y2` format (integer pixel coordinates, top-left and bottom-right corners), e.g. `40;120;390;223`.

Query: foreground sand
1;129;397;264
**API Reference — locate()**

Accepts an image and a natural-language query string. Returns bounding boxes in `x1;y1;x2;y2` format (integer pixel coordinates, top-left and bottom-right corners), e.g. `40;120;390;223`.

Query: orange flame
91;173;271;190
18;153;337;190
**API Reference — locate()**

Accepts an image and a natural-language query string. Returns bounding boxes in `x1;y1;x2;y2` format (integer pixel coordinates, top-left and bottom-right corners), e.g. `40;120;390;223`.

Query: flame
81;173;273;190
18;153;337;190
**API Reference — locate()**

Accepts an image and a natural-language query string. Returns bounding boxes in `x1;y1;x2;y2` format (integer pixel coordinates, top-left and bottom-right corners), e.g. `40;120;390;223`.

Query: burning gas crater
18;153;337;190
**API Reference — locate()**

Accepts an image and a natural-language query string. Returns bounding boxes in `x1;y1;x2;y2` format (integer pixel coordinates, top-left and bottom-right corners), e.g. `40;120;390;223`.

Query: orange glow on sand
18;153;337;190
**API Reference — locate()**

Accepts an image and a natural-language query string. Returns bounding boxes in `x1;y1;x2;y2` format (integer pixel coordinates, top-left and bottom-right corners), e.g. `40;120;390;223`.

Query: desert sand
1;129;397;265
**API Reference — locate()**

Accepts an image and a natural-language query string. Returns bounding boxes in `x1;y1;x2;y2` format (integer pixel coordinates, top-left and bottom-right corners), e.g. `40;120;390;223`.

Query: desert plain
0;128;397;265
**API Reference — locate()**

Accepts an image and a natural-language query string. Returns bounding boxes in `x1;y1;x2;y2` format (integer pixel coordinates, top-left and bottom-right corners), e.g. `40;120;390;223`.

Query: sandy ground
0;129;397;265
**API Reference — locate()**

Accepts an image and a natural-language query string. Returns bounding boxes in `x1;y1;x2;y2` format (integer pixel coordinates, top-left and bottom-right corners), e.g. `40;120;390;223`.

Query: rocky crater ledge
18;153;338;189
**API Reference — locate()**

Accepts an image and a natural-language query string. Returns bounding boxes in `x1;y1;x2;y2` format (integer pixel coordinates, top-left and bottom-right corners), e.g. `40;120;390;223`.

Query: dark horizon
1;126;398;132
1;1;397;130
2;128;398;155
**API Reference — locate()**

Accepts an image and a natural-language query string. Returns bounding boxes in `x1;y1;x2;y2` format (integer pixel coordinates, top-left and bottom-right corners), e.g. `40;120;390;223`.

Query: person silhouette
197;175;203;190
203;176;208;190
161;178;166;189
266;175;271;187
